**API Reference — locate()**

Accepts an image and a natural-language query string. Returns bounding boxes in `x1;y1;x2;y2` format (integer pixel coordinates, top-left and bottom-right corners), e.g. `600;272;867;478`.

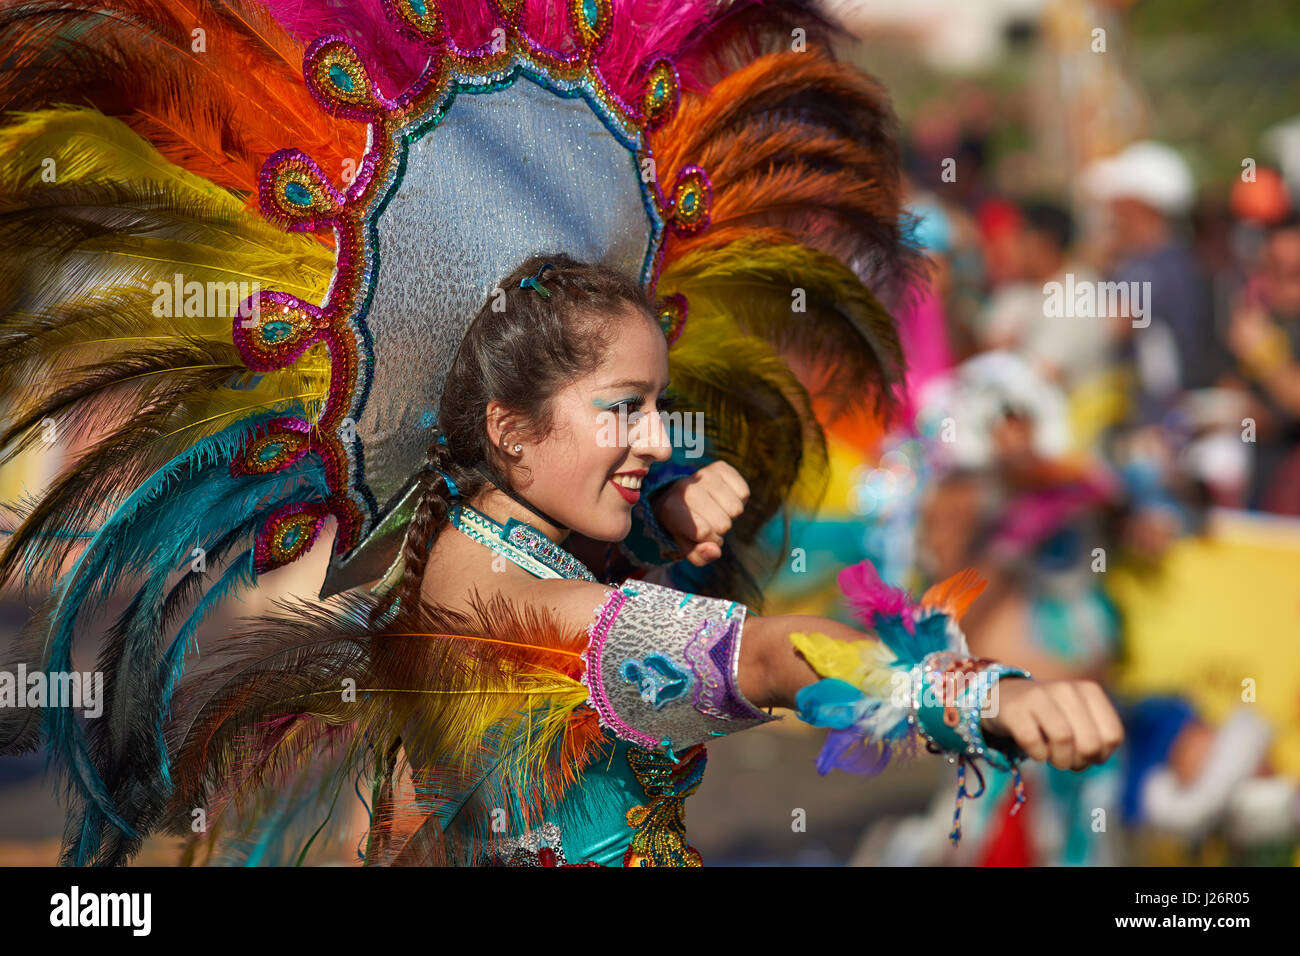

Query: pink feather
260;0;430;95
258;0;775;108
836;560;915;630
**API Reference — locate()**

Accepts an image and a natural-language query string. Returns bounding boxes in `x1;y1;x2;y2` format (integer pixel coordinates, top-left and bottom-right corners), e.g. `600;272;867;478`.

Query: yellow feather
790;631;897;697
0;108;335;449
665;306;829;512
660;236;904;424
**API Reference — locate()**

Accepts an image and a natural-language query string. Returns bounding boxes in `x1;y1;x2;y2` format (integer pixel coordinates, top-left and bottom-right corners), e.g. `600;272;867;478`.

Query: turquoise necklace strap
449;501;596;582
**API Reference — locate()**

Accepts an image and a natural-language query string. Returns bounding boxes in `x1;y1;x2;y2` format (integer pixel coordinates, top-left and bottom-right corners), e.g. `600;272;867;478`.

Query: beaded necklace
448;500;597;582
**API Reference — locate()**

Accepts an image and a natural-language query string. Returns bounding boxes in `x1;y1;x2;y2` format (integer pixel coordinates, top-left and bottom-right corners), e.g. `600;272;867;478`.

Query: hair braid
382;433;458;621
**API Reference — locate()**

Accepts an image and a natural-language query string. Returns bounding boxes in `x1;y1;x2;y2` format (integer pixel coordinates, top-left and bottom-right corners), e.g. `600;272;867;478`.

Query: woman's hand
981;678;1124;771
653;461;749;567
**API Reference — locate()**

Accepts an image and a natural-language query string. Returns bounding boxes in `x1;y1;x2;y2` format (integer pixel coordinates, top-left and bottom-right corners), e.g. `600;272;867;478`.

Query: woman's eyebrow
599;378;668;392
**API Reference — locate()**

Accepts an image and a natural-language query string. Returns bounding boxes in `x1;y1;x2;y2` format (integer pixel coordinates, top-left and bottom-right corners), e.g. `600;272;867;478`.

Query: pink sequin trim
578;587;659;750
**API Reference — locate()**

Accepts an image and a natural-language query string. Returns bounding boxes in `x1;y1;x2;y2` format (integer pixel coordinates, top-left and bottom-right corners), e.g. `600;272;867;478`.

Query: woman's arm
527;579;1125;772
743;611;1124;771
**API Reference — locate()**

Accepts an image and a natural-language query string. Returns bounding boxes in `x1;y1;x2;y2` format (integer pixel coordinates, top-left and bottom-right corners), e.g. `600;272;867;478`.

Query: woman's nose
631;409;673;462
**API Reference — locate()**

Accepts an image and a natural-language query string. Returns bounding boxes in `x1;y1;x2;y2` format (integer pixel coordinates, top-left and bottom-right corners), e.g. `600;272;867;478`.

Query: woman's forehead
593;315;668;383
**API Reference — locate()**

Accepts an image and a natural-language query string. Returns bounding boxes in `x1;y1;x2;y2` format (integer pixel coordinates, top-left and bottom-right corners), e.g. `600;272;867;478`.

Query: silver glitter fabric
483;821;572;867
324;76;653;595
581;580;781;752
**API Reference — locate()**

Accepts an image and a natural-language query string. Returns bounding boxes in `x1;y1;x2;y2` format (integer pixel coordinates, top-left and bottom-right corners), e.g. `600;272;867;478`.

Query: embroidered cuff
580;580;779;755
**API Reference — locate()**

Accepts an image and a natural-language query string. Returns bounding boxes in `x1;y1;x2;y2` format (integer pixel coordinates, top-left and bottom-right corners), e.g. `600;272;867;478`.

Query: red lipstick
609;468;647;505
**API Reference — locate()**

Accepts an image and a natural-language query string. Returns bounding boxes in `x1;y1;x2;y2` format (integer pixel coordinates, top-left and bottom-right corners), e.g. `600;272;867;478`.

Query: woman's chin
572;511;633;544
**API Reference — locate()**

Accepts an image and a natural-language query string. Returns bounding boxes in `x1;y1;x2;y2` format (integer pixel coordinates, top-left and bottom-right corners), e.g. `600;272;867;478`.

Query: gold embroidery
622;744;707;866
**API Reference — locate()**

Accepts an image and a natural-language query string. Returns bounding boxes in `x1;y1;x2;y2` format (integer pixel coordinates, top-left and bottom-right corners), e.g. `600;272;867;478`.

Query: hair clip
520;263;555;298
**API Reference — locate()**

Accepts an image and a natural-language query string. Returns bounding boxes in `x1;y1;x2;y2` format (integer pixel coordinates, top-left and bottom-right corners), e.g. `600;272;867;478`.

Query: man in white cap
1083;140;1223;426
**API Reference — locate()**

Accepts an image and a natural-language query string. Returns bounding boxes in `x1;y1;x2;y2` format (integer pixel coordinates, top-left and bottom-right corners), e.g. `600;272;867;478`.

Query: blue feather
41;409;332;860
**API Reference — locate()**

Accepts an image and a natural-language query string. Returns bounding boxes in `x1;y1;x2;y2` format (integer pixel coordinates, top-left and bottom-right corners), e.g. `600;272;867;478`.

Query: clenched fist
653;460;749;567
981;678;1124;770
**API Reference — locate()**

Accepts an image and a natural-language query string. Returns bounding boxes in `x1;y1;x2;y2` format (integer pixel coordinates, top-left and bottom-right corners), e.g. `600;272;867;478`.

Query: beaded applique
683;616;774;722
449;501;597;581
622;744;707;867
487;821;603;867
620;653;693;709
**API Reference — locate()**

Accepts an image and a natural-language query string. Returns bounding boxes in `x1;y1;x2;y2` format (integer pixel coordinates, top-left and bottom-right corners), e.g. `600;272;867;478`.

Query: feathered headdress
0;0;916;863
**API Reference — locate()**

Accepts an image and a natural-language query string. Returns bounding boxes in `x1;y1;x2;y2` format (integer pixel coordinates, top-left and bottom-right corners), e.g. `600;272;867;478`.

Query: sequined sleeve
580;579;780;755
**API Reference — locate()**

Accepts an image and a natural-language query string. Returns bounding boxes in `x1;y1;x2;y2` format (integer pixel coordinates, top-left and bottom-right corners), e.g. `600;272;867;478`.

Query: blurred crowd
851;116;1300;866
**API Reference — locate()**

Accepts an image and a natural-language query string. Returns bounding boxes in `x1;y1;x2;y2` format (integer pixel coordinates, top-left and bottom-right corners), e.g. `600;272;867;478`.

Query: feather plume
662;306;828;608
155;588;609;867
0;109;331;587
598;0;835;101
0;0;364;199
19;411;323;863
837;559;913;627
260;0;430;96
659;236;904;423
655;49;921;308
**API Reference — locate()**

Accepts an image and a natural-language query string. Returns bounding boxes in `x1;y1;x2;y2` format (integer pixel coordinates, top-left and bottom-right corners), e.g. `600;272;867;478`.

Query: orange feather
920;568;988;622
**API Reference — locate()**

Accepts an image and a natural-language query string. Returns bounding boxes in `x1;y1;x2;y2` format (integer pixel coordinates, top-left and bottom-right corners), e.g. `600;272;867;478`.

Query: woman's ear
485;399;511;448
485;400;532;462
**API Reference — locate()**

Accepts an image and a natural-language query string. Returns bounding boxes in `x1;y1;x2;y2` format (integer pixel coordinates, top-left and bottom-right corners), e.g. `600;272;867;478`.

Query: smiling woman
393;253;675;617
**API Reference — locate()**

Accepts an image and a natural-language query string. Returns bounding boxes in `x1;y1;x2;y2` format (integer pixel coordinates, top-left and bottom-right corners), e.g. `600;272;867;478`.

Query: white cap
1082;140;1196;216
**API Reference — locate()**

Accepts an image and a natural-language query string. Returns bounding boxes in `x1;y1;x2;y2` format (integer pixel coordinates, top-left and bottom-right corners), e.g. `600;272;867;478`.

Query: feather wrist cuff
789;560;1031;845
909;651;1029;771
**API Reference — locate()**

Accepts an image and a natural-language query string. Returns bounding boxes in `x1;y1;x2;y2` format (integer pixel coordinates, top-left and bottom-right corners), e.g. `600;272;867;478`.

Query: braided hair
378;253;656;621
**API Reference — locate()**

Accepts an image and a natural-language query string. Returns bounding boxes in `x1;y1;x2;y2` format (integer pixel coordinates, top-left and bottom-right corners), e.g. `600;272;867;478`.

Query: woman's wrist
746;613;861;711
977;674;1032;738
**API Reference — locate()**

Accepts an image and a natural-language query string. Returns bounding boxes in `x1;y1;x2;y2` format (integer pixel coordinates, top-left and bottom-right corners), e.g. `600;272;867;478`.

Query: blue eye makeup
592;396;633;411
593;389;676;414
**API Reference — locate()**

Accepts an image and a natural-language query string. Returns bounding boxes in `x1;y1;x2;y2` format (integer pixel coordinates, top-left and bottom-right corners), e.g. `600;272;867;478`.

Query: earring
513;444;522;453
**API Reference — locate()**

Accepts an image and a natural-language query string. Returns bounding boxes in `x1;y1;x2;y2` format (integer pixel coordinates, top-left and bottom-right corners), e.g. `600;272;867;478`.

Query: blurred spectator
1226;212;1300;514
978;201;1119;393
975;197;1025;291
1083;141;1224;425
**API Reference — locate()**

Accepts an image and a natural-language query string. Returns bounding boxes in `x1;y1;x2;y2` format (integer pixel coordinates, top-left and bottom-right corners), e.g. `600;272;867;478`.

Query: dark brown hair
382;253;656;619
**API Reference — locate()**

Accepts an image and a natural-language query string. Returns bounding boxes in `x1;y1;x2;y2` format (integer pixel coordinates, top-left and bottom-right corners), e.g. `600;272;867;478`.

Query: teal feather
33;408;330;864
